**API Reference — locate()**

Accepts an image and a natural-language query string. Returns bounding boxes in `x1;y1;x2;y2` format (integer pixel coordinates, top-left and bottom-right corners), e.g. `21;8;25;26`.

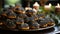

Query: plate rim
0;23;55;31
19;23;56;31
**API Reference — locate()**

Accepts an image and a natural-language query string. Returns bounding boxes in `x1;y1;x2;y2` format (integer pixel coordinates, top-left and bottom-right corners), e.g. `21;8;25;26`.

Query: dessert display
38;17;47;27
29;21;40;29
6;19;16;29
32;15;38;21
0;4;55;31
14;7;25;14
24;17;30;23
45;18;55;26
1;8;8;17
7;11;16;19
26;10;35;17
18;23;29;30
16;17;24;25
37;14;45;19
17;14;27;18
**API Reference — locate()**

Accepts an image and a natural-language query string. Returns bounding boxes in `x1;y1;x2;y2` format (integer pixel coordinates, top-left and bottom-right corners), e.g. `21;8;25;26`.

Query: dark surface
0;26;60;34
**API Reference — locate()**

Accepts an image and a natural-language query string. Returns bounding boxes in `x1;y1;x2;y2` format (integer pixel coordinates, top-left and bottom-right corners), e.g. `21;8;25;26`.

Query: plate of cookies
0;5;55;31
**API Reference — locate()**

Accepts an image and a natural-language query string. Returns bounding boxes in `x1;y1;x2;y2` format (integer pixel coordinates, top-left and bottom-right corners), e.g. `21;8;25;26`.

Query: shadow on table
0;27;55;34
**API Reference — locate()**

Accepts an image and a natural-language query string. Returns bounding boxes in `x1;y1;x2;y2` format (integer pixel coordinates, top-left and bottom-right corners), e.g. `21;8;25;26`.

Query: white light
33;2;40;6
49;3;51;7
44;3;52;8
57;3;60;7
55;3;60;8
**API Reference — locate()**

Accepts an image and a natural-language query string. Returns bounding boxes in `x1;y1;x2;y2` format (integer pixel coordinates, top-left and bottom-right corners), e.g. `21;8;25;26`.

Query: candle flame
57;3;60;6
49;3;51;7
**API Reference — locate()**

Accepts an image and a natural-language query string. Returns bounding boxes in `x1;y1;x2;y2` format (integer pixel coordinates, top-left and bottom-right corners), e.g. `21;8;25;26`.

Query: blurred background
0;0;60;8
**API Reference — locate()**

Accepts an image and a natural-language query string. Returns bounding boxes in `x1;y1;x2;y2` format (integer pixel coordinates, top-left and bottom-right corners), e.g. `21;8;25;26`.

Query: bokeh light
5;0;20;5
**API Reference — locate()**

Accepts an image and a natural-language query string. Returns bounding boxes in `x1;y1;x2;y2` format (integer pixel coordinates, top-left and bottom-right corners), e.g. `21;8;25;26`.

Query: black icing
18;14;28;18
21;23;29;28
6;19;16;28
7;11;16;16
16;18;24;23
